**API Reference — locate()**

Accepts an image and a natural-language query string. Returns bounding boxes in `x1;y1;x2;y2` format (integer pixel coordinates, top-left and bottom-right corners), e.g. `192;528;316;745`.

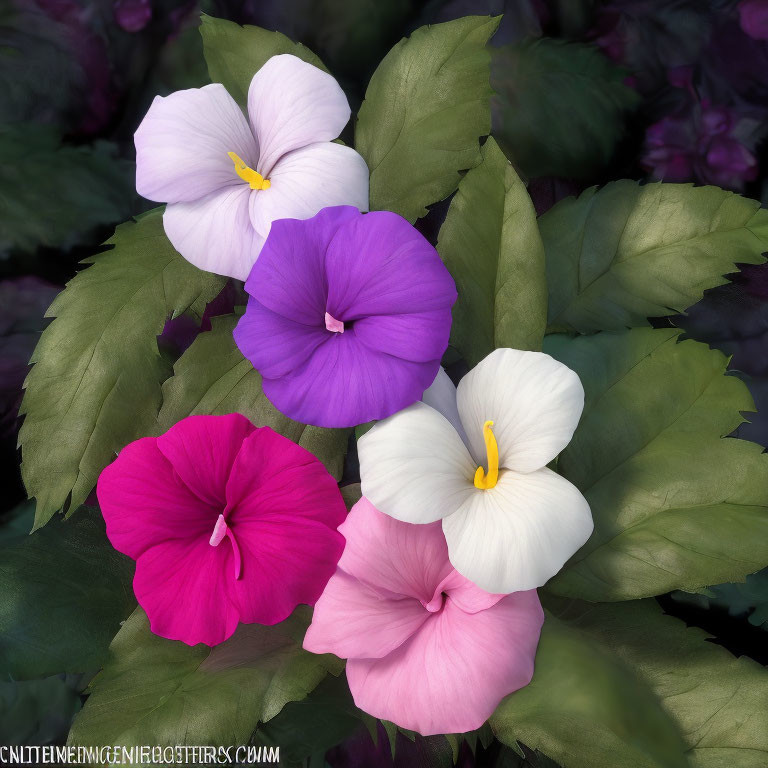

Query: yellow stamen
474;420;499;490
228;151;271;190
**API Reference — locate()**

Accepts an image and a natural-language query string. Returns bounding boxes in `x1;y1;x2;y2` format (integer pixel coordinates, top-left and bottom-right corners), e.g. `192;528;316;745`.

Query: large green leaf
68;606;343;748
355;16;500;222
19;209;225;529
540;182;768;332
436;136;546;364
544;328;768;601
551;598;768;768
491;39;639;180
200;15;326;108
0;511;134;680
490;612;688;768
158;314;349;481
0;125;135;258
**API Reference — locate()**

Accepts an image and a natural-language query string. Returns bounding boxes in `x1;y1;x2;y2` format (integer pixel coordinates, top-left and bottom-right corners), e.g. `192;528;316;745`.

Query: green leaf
355;16;500;222
68;606;342;748
0;125;135;258
158;314;349;481
544;328;768;601
200;15;326;107
19;209;225;529
0;511;134;679
490;611;688;768
256;673;362;763
437;136;546;364
672;568;768;630
540;181;768;332
491;38;639;180
0;675;82;746
550;598;768;768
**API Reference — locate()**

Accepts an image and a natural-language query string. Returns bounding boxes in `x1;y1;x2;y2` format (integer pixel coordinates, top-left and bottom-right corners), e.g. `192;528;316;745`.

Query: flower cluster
99;53;593;735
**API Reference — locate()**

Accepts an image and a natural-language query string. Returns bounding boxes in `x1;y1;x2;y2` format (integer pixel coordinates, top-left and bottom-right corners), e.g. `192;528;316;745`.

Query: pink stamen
422;593;445;613
209;514;228;546
324;312;344;333
209;514;243;580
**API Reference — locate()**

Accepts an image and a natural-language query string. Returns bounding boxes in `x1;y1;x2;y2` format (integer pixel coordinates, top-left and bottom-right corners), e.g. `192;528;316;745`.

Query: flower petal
262;332;442;428
352;309;452;363
359;402;476;524
134;536;240;646
222;427;347;623
229;517;344;626
243;206;358;326
233;297;328;380
457;348;584;472
346;590;544;736
135;84;257;204
155;414;255;509
324;210;457;319
335;498;454;601
421;367;468;445
97;437;216;560
303;569;429;660
248;54;351;176
163;186;264;280
442;467;593;593
436;570;506;615
248;142;369;239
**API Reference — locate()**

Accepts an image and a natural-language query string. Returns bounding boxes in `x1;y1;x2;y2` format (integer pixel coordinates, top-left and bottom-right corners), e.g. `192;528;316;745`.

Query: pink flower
304;498;544;735
97;413;346;646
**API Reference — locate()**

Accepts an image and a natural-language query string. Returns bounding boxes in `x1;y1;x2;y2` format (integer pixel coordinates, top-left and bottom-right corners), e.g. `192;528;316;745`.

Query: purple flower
233;206;457;428
113;0;152;33
642;97;760;191
738;0;768;40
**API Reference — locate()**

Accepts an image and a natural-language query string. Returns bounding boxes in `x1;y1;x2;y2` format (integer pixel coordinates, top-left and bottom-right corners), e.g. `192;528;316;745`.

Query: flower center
474;420;499;490
228;151;271;190
209;513;243;579
421;591;447;613
325;312;344;333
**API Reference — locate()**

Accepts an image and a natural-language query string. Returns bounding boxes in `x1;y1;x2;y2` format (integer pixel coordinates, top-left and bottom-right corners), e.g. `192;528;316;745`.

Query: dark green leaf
200;15;326;108
544;328;768;601
158;314;349;481
19;209;225;528
491;38;639;179
68;606;342;748
0;511;134;679
491;611;688;768
0;125;135;258
356;16;500;222
672;568;768;630
437;136;546;364
256;673;362;763
540;181;768;332
550;598;768;768
0;676;82;746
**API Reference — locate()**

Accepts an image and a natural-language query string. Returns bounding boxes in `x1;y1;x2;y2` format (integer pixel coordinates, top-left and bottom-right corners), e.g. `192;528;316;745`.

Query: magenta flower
134;54;369;280
304;498;544;735
233;206;457;428
97;413;346;646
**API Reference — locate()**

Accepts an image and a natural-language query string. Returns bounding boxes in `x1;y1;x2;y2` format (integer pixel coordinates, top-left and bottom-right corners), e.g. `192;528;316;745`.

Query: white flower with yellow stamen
134;54;369;280
358;348;594;594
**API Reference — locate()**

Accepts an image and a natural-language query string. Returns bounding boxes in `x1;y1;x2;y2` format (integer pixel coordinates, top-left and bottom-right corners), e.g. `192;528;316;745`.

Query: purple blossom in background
738;0;768;39
114;0;153;32
0;277;59;434
234;206;457;428
642;95;760;191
